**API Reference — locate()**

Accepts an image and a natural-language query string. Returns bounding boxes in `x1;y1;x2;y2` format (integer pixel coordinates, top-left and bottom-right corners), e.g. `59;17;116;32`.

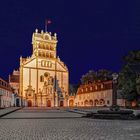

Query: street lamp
111;73;119;111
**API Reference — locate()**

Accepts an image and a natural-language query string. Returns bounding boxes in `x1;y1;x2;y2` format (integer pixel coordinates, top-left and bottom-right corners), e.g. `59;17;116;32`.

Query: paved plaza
0;107;140;140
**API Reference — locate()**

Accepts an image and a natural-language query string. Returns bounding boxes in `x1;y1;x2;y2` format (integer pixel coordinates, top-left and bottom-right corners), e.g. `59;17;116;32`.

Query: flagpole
45;20;47;32
45;19;51;32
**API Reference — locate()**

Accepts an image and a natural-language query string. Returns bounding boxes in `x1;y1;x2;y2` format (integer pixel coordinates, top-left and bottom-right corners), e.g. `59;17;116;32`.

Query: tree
118;50;140;107
97;69;112;81
80;69;112;84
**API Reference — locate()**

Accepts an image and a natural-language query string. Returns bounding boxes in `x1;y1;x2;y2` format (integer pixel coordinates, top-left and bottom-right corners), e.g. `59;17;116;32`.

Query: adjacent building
73;80;113;107
19;29;69;107
0;77;13;108
68;80;126;107
9;70;20;106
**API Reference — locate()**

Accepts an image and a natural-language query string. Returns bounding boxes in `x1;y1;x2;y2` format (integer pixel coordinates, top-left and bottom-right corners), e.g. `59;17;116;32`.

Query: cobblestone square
0;108;140;140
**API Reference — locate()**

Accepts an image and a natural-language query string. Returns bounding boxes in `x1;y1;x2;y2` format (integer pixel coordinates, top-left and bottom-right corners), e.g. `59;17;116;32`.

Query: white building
0;77;13;108
74;80;113;107
19;29;69;107
9;70;21;106
69;80;126;107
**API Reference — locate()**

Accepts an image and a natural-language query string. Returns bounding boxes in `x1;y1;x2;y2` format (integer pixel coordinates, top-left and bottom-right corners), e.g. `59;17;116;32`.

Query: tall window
107;100;110;104
40;75;44;82
101;84;104;89
90;87;93;91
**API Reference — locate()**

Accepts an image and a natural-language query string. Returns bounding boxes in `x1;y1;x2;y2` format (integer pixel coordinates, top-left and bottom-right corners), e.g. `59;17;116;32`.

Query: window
95;85;97;90
101;84;104;89
90;87;93;91
101;92;104;97
40;76;44;82
50;46;54;50
107;100;110;104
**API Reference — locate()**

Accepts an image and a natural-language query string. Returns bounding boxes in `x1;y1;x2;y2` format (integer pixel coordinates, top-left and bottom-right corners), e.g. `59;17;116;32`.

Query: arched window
40;75;44;82
40;52;43;57
100;99;105;105
69;100;74;107
94;99;99;106
43;53;46;57
101;84;104;89
43;44;45;49
107;100;110;105
95;85;98;90
40;43;43;49
84;100;88;106
89;100;93;106
46;53;49;58
46;44;49;50
50;53;54;58
90;86;93;91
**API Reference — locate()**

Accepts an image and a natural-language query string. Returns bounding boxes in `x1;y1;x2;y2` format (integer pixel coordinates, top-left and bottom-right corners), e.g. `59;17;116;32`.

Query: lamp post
111;73;119;110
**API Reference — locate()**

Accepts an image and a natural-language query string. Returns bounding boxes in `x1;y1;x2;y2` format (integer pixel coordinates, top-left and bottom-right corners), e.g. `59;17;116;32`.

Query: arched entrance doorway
16;98;20;107
28;100;32;107
94;99;99;106
47;100;51;107
69;100;74;107
84;100;88;106
99;99;105;106
60;101;64;107
89;100;93;106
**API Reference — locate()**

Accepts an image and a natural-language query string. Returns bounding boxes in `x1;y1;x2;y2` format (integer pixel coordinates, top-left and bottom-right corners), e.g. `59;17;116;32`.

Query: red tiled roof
77;80;112;95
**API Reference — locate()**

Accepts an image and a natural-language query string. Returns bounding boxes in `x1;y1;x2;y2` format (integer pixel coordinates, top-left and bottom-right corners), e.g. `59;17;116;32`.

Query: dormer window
101;84;104;89
90;87;93;91
95;85;97;90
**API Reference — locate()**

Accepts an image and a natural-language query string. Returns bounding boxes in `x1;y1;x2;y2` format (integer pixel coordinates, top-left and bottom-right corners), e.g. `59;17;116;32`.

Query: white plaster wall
23;68;29;97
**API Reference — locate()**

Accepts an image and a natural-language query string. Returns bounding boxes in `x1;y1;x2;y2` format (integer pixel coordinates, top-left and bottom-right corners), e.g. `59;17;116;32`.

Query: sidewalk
0;107;22;118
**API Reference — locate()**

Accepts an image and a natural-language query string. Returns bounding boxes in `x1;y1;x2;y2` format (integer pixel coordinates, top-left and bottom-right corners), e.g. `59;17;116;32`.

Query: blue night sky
0;0;140;84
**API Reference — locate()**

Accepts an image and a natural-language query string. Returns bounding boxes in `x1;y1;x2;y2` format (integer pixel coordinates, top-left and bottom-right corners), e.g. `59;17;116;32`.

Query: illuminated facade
9;70;20;95
9;70;21;106
0;77;13;108
69;81;113;107
20;29;69;107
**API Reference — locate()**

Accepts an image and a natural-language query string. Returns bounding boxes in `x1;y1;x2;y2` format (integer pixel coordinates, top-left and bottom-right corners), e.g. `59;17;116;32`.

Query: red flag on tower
47;20;52;24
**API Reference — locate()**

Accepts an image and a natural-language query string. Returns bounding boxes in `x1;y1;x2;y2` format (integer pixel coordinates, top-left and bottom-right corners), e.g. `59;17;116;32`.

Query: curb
0;107;23;118
66;109;91;115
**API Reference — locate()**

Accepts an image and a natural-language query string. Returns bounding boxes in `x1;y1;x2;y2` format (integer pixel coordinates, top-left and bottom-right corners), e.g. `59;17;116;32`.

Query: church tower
32;29;57;59
19;29;69;107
